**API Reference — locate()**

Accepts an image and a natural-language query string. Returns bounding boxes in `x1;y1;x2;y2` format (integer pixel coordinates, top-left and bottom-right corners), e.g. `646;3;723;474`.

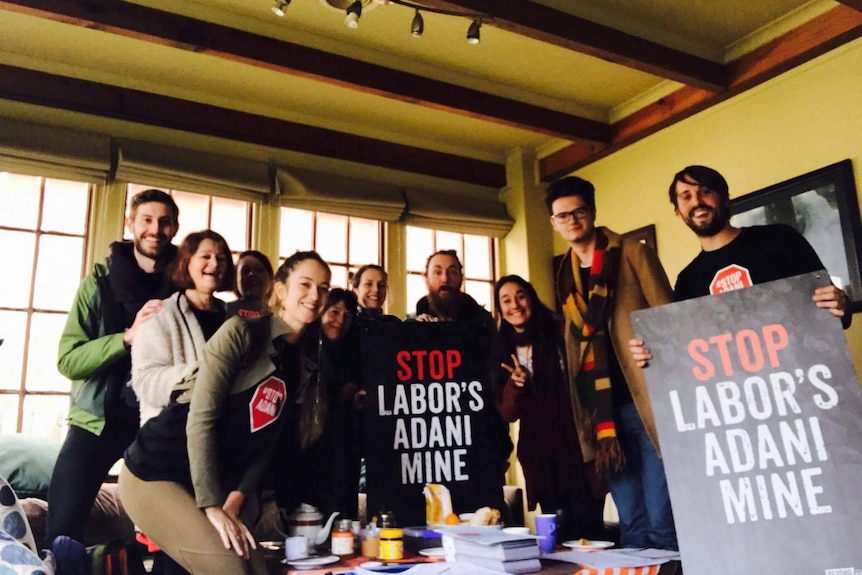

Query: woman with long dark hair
494;274;606;542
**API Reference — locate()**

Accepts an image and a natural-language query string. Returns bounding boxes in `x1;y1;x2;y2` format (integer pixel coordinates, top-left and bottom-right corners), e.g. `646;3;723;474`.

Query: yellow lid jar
378;528;403;561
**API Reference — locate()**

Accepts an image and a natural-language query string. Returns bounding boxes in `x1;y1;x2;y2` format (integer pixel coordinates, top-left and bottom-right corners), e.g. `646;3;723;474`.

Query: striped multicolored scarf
561;228;625;476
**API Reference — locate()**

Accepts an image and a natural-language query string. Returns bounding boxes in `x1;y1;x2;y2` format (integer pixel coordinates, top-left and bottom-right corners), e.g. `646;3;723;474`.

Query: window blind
274;167;406;221
0;118;111;183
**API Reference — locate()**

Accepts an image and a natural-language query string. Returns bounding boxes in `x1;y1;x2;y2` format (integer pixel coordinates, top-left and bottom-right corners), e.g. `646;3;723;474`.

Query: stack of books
436;527;541;574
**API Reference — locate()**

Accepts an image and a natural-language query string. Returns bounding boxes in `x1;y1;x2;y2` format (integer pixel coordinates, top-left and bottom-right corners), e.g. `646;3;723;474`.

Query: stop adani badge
249;376;286;432
631;271;862;575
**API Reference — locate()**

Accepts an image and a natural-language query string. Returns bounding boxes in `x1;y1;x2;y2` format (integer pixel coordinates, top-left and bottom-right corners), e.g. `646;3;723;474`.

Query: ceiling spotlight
467;19;481;45
271;0;290;17
411;9;424;37
344;0;362;28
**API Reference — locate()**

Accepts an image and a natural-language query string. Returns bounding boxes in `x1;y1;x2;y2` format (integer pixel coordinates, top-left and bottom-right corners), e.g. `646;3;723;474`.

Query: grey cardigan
131;291;225;425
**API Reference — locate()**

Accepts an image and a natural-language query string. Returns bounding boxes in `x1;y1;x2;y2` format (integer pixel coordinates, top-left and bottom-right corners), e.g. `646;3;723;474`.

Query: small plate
358;563;418;573
418;547;447;558
562;540;615;551
282;555;340;569
259;540;284;552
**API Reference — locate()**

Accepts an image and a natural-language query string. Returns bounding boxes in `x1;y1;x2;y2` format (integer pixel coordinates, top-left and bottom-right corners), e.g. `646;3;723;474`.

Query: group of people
46;163;851;574
494;165;850;554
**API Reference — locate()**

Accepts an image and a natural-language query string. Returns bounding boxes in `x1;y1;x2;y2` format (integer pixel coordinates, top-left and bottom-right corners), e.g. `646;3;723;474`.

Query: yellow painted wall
553;38;862;380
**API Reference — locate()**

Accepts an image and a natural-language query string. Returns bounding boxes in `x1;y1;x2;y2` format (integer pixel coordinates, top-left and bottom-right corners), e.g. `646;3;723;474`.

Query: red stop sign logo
249;377;287;432
709;264;752;295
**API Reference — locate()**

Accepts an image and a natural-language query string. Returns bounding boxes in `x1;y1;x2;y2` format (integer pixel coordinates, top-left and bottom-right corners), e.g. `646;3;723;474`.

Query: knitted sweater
131;291;225;425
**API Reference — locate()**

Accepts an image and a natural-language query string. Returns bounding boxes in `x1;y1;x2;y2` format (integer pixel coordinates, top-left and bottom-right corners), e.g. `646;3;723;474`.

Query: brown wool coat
555;227;673;460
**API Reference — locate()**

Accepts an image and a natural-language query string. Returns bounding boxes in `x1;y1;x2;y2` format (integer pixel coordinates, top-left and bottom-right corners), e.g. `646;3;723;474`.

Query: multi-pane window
0;172;91;440
405;226;496;315
279;208;383;289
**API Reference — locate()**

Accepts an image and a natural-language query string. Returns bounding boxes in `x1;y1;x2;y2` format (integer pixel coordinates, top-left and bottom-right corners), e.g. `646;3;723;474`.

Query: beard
428;286;461;319
683;202;730;237
133;234;169;260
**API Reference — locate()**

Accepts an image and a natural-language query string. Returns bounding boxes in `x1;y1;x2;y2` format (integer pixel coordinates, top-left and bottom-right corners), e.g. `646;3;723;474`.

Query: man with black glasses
547;176;677;550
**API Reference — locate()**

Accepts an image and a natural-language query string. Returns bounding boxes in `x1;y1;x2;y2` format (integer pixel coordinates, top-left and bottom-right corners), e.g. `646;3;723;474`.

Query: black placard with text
362;319;507;527
632;272;862;575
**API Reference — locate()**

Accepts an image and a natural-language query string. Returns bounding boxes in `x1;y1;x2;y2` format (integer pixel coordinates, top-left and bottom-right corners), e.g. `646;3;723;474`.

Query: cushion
0;436;60;500
0;474;56;574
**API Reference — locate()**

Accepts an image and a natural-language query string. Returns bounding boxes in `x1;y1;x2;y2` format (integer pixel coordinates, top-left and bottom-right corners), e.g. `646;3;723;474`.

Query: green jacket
57;242;175;435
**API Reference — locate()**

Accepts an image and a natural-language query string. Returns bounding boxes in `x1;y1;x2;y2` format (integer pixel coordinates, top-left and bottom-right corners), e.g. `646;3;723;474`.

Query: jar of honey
361;520;380;558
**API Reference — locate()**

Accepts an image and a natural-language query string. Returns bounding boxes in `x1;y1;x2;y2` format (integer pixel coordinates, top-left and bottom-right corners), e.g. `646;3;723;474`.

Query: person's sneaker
50;536;87;575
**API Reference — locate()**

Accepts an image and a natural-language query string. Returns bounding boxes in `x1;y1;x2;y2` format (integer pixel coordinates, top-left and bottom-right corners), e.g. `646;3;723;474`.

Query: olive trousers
118;467;268;575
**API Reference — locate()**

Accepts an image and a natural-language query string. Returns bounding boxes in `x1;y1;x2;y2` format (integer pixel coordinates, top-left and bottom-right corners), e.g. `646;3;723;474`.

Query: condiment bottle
378;527;404;561
361;518;380;558
331;518;354;556
378;510;396;528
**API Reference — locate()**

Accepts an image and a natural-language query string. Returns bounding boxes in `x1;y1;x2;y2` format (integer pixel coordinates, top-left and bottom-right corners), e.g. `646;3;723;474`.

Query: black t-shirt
674;224;825;302
191;306;226;341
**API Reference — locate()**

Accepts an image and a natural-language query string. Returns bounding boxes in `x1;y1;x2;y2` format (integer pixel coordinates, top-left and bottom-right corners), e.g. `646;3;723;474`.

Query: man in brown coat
547;176;677;550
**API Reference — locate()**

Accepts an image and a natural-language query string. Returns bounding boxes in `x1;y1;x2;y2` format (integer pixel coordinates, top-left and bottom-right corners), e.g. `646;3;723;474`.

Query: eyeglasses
551;207;591;224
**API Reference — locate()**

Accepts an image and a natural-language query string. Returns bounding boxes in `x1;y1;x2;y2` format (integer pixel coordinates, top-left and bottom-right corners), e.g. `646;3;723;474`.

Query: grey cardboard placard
631;271;862;575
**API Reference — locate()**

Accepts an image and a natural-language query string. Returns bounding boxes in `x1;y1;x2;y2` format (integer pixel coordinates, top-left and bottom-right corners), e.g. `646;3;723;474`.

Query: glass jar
378;528;403;561
361;521;380;558
331;518;355;556
378;511;396;528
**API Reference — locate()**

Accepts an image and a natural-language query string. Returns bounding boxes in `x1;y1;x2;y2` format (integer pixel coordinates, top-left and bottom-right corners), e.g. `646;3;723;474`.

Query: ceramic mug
285;535;309;561
534;513;557;553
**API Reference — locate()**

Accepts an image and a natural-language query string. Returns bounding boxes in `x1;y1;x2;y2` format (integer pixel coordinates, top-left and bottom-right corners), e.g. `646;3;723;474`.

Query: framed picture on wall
730;159;862;312
621;224;657;253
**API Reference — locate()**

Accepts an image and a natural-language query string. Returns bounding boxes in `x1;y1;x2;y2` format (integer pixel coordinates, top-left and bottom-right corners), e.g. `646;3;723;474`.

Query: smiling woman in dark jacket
494;274;606;542
119;251;331;575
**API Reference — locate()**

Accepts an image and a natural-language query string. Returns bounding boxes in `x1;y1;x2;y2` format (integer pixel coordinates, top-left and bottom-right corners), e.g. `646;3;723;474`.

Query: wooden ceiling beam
835;0;862;12
540;5;862;181
0;0;610;145
0;65;506;188
417;0;727;91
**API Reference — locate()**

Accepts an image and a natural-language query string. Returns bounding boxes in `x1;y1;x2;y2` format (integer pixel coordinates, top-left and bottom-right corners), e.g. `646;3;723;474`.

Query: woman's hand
222;490;246;522
629;338;652;368
501;353;528;387
205;499;256;559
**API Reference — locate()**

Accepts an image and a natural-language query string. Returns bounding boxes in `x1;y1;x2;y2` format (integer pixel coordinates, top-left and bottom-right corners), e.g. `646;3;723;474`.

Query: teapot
284;503;340;546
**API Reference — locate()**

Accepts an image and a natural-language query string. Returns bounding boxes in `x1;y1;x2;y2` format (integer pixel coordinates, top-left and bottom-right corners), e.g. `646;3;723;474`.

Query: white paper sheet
544;549;668;568
618;548;681;561
354;563;506;575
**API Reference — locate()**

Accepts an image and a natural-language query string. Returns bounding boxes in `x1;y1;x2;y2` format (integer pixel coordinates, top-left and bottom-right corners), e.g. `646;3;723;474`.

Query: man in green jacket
47;189;179;553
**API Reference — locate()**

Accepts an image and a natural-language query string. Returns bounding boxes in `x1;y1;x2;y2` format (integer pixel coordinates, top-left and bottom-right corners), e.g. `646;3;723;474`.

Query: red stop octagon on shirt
249;377;287;432
709;264;753;295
